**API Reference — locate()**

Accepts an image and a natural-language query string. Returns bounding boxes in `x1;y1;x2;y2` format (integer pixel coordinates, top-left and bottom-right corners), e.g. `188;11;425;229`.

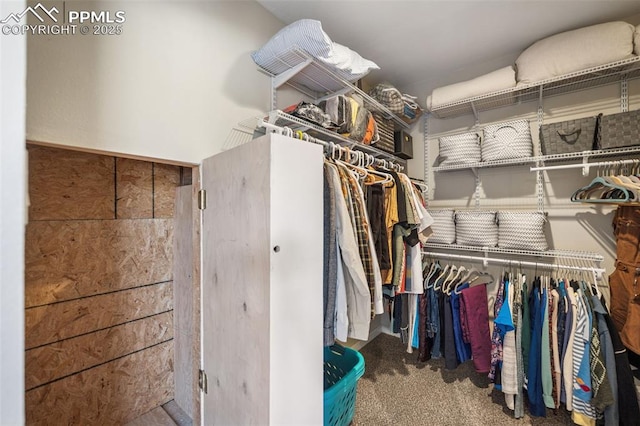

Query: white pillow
251;19;332;68
323;42;379;76
516;21;635;84
251;19;378;81
635;24;640;55
426;66;516;109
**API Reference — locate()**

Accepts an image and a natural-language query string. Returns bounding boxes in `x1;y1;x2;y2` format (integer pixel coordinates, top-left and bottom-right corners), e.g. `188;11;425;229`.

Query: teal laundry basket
323;345;365;426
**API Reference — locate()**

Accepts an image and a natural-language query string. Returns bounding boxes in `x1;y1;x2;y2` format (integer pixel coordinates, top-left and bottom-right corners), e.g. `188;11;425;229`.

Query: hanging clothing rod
258;119;405;171
422;251;605;278
530;158;639;175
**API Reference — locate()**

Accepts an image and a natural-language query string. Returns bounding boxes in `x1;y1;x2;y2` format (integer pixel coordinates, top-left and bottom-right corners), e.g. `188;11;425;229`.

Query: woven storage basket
455;211;498;247
372;112;395;153
597;109;640;150
438;132;481;166
427;209;456;244
497;211;548;251
482;119;533;161
539;116;599;155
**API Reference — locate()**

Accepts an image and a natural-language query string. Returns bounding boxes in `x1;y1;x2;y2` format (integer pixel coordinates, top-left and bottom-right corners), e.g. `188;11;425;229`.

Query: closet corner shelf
258;47;409;130
432;146;640;173
423;243;604;263
428;56;640;119
267;110;407;163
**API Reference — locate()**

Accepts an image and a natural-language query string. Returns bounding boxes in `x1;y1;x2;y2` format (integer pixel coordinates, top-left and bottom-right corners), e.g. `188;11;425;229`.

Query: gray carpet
352;333;573;426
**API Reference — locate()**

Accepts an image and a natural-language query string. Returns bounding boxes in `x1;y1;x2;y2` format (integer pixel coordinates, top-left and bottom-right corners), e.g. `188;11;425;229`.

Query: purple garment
460;284;492;374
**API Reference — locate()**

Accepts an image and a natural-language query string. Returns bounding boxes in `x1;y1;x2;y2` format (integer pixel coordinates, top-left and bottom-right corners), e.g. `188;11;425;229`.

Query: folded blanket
516;21;635;85
426;66;516;111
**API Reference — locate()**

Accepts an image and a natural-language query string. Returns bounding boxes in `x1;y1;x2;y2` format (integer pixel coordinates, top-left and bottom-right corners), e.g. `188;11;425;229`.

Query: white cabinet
201;133;324;425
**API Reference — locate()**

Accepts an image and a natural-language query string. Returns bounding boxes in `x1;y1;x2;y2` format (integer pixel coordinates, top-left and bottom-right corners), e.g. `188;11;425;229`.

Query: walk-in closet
3;1;640;425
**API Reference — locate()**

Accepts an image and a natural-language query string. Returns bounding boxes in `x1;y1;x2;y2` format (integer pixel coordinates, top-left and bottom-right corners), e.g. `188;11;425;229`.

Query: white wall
0;0;26;424
27;1;284;164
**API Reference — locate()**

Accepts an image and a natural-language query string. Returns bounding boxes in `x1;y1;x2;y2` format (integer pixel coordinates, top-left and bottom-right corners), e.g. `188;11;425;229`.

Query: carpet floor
352;333;573;426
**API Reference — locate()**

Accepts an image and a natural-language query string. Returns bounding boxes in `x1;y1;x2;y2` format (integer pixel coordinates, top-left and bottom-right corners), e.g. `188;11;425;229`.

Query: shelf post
423;113;430;204
621;78;628;113
536;85;545;213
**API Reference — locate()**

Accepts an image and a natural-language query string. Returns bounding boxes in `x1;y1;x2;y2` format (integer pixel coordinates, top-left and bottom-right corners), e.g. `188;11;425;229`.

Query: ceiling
257;1;640;97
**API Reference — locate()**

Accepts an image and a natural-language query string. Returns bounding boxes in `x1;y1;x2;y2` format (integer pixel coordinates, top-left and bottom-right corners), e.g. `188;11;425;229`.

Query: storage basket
324;345;365;426
597;109;640;150
497;211;548;251
482;119;533;161
455;211;498;247
438;132;481;166
427;209;456;244
372;112;395;153
539;116;599;155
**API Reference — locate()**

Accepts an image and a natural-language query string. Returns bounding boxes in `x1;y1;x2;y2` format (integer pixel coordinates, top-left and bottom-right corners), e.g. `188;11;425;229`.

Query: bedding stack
426;21;639;111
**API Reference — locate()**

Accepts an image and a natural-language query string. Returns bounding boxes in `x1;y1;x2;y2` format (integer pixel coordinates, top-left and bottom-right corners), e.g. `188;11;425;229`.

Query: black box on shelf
394;130;413;159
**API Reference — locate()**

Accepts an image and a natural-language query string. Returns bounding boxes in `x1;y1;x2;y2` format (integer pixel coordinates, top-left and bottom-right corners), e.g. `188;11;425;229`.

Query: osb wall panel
154;163;181;218
26;341;174;425
116;158;153;219
125;406;177;426
26;311;173;390
25;219;173;307
25;282;173;349
28;145;115;221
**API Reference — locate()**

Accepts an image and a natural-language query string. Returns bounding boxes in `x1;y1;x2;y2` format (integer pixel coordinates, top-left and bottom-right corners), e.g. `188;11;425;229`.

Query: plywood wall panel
26;341;174;425
125;406;177;426
116;158;153;219
25;282;173;349
154;163;181;218
26;311;173;390
28;145;115;221
25;219;173;307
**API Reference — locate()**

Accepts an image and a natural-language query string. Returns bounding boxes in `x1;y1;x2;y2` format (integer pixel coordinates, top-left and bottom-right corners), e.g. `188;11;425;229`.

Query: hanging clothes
528;279;546;417
451;283;472;363
610;206;640;355
460;283;491;373
489;277;506;385
591;295;618;425
571;287;598;425
499;277;517;410
602;298;640;425
325;162;371;341
563;284;578;412
541;284;554;410
323;165;338;346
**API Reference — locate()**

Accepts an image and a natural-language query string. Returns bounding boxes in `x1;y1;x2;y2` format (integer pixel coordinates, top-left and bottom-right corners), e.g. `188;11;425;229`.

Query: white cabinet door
201;133;323;425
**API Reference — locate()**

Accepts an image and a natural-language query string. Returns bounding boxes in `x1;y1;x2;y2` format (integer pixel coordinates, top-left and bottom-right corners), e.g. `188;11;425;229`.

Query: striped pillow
252;19;378;81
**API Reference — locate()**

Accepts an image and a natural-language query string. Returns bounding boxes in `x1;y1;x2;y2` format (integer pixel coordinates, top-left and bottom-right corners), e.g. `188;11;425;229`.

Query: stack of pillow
426;21;639;110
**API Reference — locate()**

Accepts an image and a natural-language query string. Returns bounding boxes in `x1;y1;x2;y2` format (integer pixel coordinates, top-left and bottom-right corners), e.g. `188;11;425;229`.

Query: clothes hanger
571;173;632;203
425;262;442;289
433;264;452;292
444;265;467;295
441;264;460;294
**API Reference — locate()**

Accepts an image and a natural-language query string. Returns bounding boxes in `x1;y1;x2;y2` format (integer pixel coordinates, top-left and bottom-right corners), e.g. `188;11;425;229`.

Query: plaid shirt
335;163;375;291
